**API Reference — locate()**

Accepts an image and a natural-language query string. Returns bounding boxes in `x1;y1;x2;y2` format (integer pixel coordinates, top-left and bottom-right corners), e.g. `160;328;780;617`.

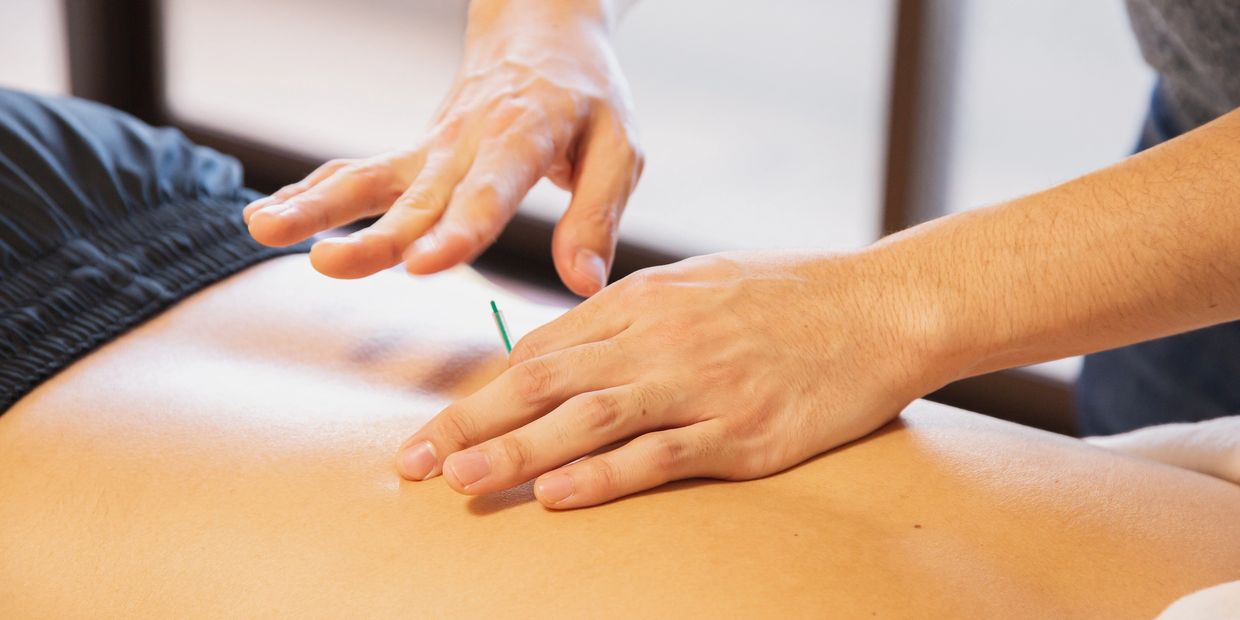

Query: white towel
1085;415;1240;485
1157;580;1240;620
1087;415;1240;618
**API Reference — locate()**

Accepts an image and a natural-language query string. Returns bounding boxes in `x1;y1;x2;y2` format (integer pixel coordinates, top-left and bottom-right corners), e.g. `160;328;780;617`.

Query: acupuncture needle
490;300;513;354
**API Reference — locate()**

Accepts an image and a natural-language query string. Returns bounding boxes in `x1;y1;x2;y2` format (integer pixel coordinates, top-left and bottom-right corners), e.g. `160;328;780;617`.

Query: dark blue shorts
0;88;308;412
1075;81;1240;435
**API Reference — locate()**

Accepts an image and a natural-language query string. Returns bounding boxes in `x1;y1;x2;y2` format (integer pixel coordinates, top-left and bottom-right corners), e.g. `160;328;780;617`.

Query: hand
395;250;953;508
243;0;643;296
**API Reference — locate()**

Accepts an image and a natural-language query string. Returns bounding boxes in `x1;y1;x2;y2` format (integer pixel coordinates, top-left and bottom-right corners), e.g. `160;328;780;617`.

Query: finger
440;382;674;495
402;126;555;276
552;110;644;297
395;339;632;481
248;152;422;248
308;148;471;279
507;284;632;366
242;159;350;224
246;156;407;245
533;423;723;509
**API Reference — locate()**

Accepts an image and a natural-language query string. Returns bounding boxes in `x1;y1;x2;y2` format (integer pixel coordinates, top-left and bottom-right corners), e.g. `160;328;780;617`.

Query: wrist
787;248;959;405
847;236;983;398
463;0;618;77
466;0;615;41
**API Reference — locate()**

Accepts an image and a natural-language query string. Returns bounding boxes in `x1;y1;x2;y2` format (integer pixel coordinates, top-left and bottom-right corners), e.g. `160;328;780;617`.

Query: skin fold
1;256;1237;618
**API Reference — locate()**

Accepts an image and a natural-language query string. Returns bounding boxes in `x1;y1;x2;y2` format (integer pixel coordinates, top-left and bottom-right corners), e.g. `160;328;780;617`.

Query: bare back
1;256;1237;618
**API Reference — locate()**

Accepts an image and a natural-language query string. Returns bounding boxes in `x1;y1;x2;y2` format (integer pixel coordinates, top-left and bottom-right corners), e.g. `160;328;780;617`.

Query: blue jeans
1074;81;1240;435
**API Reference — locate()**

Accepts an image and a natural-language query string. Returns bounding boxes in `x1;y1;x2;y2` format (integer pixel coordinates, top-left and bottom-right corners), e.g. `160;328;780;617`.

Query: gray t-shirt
1126;0;1240;130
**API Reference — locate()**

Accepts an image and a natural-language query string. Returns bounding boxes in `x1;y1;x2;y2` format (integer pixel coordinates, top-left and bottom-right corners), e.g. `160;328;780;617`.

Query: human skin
239;0;1240;507
1087;416;1240;485
243;0;642;296
1;256;1238;618
396;102;1240;509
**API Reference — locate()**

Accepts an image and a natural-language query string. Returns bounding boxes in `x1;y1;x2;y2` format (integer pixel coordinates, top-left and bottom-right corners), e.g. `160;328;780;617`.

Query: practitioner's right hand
243;0;643;297
395;250;959;509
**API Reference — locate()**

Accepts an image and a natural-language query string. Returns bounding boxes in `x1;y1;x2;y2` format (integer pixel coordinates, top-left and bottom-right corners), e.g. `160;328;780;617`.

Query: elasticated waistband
0;196;308;412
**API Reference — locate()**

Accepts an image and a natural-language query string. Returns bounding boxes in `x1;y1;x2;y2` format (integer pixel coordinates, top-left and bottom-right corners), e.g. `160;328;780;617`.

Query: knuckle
630;381;668;413
520;75;558;100
493;97;526;116
343;160;392;186
642;434;687;475
433;407;478;449
578;392;623;433
300;159;348;185
587;457;623;492
559;318;591;347
629;281;665;308
467;175;508;211
594;338;625;365
393;189;441;214
576;198;620;237
495;435;533;474
493;97;537;125
518;132;556;165
616;269;654;296
511;358;555;404
508;336;540;365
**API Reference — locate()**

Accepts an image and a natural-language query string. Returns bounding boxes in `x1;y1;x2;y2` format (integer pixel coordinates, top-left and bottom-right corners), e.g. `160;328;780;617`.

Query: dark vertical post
879;2;1076;433
63;0;163;123
880;0;966;234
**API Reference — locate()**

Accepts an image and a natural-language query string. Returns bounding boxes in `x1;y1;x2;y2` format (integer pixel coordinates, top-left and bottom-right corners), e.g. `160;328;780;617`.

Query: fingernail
535;474;574;505
397;441;437;481
573;249;607;294
445;451;491;488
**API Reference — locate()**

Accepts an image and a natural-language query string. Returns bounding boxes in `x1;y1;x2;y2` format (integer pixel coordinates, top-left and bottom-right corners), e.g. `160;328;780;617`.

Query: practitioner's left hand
396;250;954;508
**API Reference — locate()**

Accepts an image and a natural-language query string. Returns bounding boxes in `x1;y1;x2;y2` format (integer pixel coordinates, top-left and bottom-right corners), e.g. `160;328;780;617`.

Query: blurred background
0;0;1154;431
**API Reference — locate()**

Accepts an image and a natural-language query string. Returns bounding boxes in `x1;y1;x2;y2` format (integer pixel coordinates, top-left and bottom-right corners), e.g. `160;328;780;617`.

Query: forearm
875;106;1240;384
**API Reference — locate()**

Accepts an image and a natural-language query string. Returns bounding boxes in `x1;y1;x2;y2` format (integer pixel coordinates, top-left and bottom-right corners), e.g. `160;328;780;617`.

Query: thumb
553;114;643;296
